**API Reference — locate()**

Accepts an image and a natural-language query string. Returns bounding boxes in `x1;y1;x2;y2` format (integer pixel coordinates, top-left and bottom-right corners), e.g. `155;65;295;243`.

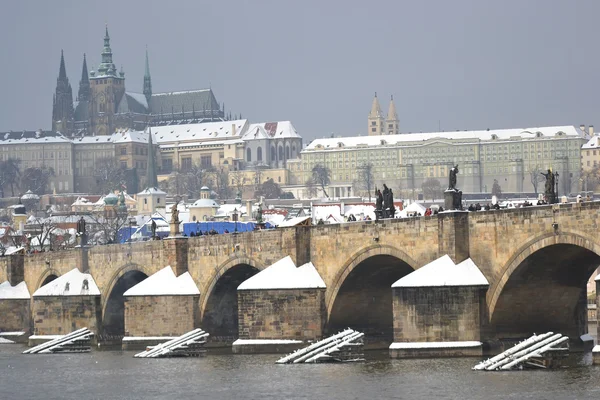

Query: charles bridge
2;200;600;346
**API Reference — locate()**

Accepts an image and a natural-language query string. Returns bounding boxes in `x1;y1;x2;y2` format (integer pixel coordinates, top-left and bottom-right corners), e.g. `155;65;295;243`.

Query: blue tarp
183;221;273;236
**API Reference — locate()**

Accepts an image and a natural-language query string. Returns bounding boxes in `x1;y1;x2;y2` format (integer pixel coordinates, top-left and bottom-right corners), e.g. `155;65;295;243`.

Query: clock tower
89;25;126;136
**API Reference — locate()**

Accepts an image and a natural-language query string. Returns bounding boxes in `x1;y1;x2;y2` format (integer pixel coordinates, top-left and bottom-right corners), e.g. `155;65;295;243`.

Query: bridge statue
169;202;181;237
448;165;459;191
445;165;462;210
541;169;556;204
76;216;87;246
375;188;383;221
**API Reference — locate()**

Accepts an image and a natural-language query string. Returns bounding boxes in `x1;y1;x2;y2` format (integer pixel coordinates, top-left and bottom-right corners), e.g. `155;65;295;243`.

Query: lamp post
233;208;238;234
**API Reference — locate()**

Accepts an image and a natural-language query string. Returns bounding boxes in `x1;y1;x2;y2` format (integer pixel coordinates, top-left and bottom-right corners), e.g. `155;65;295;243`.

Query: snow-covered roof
150;119;247;144
0;130;71;145
191;198;219;208
305;126;585;151
583;135;600;149
33;269;100;297
112;129;150;144
238;256;326;290
21;190;39;200
404;202;427;214
4;246;24;255
123;266;199;296
138;187;167;196
278;216;311;227
0;281;30;299
392;255;489;288
245;121;301;140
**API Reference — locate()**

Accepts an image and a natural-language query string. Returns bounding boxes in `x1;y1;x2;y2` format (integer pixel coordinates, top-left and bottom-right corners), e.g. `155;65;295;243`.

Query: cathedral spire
369;92;383;118
52;50;74;134
368;92;384;136
97;25;117;77
386;94;399;135
146;128;158;188
59;50;67;80
143;46;152;104
78;53;90;102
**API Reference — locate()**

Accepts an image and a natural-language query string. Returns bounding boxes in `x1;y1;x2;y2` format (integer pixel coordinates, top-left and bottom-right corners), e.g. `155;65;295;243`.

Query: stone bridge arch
488;231;600;339
199;253;264;340
101;262;154;336
34;268;61;291
326;244;417;345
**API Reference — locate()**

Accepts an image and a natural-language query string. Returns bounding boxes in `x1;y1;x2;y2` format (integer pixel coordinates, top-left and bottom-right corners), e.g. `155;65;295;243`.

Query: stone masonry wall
32;296;101;335
0;299;30;332
392;286;486;342
238;289;326;341
0;257;7;283
124;295;199;337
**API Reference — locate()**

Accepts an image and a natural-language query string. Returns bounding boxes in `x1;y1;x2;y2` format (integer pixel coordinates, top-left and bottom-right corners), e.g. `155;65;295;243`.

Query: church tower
368;92;385;136
52;50;74;134
88;26;126;136
386;95;399;135
143;47;152;105
78;54;90;102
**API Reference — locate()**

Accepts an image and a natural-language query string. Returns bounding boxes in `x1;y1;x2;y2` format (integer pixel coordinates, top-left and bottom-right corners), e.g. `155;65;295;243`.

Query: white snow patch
392;255;489;288
33;269;100;297
232;339;303;345
580;334;594;342
122;336;178;342
278;216;311;227
0;331;26;336
593;345;600;353
124;266;199;296
28;335;63;340
0;281;30;299
389;341;482;349
238;256;326;290
0;337;15;344
4;246;24;255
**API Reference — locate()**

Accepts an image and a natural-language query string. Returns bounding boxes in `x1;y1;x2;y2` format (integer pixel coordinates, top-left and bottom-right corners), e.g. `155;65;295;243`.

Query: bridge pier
437;211;470;265
165;238;189;276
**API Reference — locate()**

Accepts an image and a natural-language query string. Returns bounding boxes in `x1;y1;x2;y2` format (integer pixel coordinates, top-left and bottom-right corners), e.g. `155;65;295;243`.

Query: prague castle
52;27;225;137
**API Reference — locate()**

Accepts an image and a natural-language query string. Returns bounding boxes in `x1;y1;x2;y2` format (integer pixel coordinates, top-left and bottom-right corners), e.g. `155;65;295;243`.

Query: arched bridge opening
40;274;58;288
202;263;259;342
328;254;414;346
491;243;600;340
103;270;148;336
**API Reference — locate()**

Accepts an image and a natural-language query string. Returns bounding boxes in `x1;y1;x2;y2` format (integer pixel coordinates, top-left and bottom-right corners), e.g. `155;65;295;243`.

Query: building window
181;157;192;171
144;198;147;204
162;158;173;173
121;147;126;155
271;146;276;160
278;146;284;160
278;176;281;183
257;147;263;161
286;146;290;159
371;128;376;132
371;121;376;126
247;148;252;162
201;155;212;168
120;161;127;169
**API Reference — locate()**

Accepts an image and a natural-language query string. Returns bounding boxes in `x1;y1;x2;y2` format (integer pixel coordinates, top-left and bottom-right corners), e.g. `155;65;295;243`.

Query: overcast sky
1;0;598;141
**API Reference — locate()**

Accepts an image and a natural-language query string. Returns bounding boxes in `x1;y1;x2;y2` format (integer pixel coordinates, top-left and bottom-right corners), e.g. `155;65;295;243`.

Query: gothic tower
368;92;384;136
143;47;152;105
88;26;126;136
78;54;90;102
52;50;74;133
386;95;399;135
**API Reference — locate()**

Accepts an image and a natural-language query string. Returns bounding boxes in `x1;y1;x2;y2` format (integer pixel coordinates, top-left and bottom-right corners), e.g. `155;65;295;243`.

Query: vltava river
1;346;600;400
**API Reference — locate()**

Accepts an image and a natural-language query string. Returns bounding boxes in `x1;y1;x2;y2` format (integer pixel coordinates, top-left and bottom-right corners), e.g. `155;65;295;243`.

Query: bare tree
21;166;55;195
581;165;600;192
354;162;374;201
88;212;130;245
26;216;57;251
95;157;126;195
255;178;282;199
230;170;246;197
305;178;318;198
310;164;331;198
0;158;21;197
207;167;232;200
492;179;502;198
421;178;443;201
529;165;545;195
253;168;264;195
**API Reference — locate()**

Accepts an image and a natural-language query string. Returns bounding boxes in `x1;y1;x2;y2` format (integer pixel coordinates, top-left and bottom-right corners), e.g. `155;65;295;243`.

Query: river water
1;346;600;400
